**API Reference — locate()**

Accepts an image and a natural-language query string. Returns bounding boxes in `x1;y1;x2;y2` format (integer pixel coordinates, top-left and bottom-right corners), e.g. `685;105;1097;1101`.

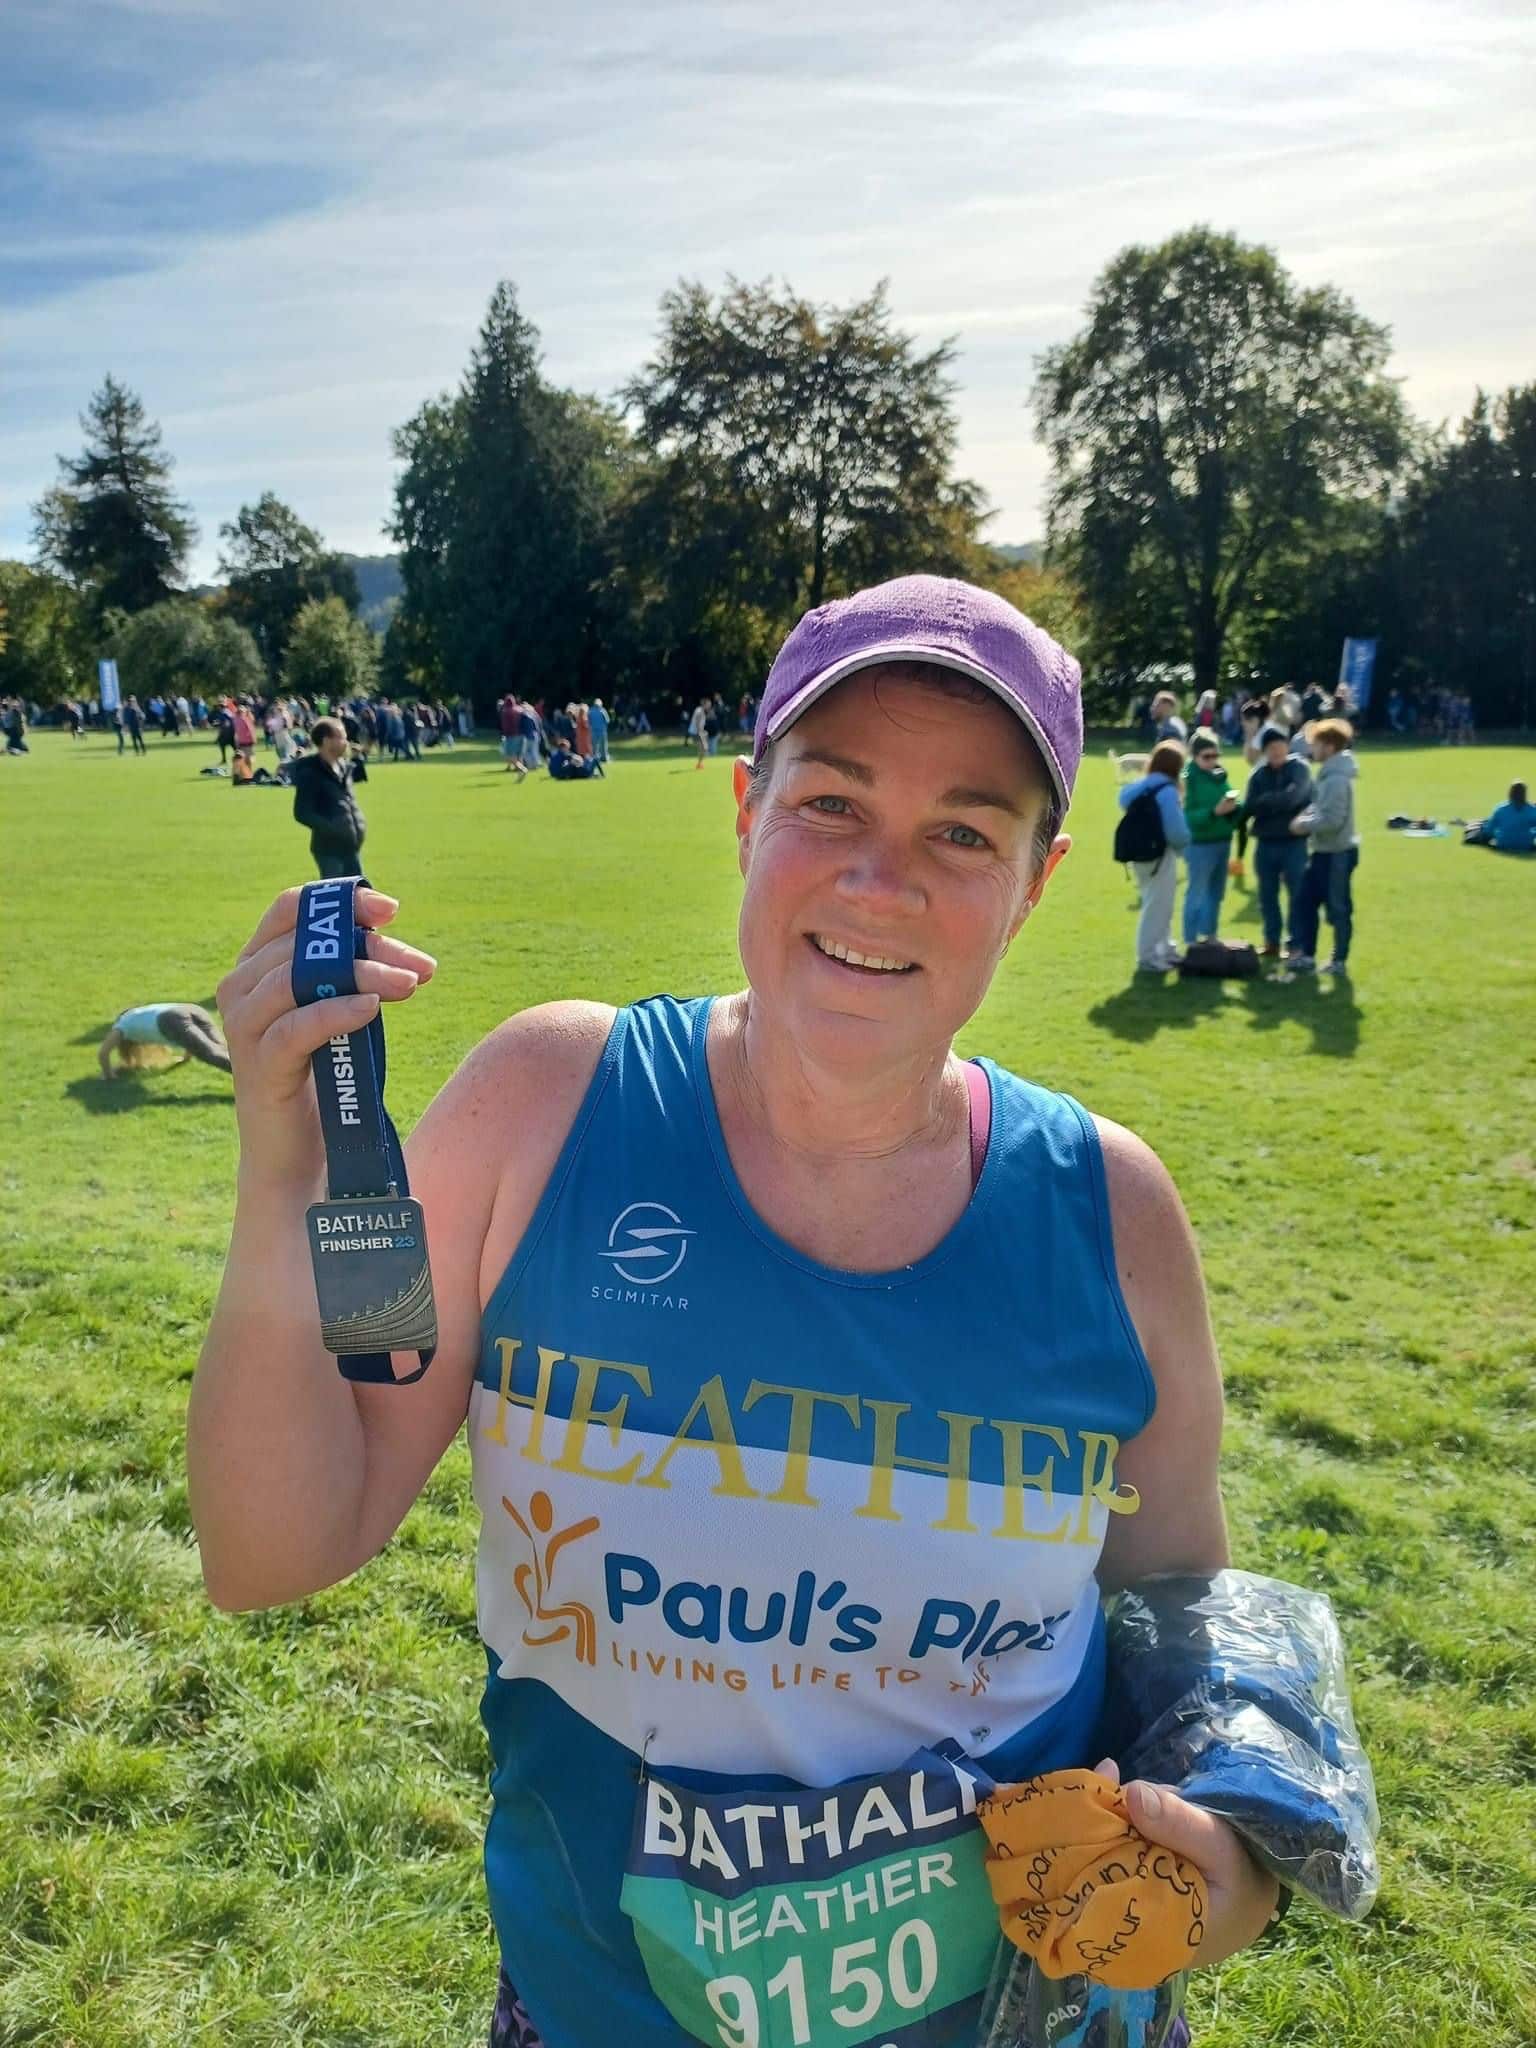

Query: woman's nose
833;844;924;917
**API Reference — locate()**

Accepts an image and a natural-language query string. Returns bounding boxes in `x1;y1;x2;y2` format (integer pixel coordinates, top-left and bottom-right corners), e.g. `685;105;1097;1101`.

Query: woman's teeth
811;935;914;973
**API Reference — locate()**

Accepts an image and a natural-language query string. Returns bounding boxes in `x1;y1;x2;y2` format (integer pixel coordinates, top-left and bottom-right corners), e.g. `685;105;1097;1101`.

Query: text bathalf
482;1337;1139;1543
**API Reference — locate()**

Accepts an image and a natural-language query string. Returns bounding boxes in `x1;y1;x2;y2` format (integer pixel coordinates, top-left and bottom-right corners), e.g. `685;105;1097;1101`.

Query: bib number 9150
705;1919;940;2046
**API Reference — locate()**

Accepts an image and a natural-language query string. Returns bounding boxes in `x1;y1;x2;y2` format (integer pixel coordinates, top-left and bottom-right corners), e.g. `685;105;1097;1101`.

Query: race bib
621;1749;997;2047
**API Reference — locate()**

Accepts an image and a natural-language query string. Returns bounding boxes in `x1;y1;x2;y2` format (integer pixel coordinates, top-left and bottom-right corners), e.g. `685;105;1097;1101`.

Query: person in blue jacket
1465;780;1536;853
1118;740;1191;972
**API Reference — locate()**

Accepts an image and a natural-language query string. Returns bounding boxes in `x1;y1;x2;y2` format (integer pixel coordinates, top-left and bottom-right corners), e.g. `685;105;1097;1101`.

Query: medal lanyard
290;877;436;1385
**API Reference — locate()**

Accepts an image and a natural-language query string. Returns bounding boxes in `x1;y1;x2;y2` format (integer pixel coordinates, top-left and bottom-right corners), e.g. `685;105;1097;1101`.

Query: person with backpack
1181;733;1240;943
1116;739;1190;972
1240;727;1314;960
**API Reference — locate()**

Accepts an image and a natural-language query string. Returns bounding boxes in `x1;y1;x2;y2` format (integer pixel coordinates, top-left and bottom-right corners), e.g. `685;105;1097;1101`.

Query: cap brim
763;643;1070;814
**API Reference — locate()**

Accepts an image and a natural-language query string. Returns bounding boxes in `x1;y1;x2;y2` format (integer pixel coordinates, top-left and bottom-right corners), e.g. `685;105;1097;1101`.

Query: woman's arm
1089;1118;1280;1966
1092;1116;1227;1589
186;883;608;1610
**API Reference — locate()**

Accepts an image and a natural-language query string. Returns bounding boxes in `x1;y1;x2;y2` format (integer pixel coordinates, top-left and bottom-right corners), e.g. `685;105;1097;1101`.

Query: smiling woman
189;574;1331;2048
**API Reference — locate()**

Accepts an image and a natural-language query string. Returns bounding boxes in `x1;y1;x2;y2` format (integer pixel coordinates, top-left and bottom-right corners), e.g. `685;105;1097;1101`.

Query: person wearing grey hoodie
1293;718;1360;973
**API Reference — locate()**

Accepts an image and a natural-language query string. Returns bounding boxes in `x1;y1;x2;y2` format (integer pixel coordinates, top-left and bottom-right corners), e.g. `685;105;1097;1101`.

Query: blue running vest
470;997;1155;2047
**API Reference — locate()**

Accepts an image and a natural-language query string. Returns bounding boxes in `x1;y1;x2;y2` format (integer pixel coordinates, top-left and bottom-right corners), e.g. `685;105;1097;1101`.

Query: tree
106;600;264;706
217;494;360;676
282;596;378;704
33;376;196;617
1396;387;1536;728
0;561;94;707
1034;229;1409;691
619;278;984;690
389;284;632;712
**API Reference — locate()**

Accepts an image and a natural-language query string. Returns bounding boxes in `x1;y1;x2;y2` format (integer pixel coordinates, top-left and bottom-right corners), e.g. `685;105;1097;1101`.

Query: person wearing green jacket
1182;732;1241;942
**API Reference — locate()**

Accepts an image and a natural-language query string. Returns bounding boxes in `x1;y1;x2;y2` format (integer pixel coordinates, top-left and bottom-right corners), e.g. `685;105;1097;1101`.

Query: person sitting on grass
99;1003;232;1079
547;736;603;780
1464;780;1536;853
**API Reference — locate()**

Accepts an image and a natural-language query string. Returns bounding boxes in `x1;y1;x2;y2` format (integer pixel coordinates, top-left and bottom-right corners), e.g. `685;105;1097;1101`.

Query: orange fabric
977;1770;1206;1989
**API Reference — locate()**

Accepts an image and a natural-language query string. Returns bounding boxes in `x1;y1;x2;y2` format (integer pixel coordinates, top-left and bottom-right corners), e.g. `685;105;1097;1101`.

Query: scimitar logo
602;1201;695;1285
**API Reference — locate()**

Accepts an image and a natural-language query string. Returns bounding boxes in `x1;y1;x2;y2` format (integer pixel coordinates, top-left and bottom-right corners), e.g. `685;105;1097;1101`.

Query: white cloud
3;0;1534;576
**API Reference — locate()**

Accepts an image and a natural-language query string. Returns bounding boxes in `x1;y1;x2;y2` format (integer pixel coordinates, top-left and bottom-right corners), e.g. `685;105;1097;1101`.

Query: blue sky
4;0;1534;581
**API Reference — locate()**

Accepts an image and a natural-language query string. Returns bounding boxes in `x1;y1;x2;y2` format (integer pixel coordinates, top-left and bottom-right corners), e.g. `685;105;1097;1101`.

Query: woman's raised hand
215;886;437;1187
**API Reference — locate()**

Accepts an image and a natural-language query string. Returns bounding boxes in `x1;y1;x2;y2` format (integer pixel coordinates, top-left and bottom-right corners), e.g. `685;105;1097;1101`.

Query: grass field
1;726;1533;2048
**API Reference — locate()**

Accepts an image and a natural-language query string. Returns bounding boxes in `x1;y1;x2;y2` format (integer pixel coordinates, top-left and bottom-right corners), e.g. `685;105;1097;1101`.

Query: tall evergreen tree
34;376;196;617
1397;387;1536;728
389;285;628;712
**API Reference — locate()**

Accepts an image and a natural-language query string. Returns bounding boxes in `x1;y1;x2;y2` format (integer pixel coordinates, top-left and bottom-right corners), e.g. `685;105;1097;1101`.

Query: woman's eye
807;795;852;816
943;824;989;849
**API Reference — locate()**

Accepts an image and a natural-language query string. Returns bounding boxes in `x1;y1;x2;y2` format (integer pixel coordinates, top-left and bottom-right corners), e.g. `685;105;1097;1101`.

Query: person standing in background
290;717;366;879
1181;733;1240;943
574;703;593;759
587;696;609;767
1293;720;1360;976
1118;739;1191;972
1241;727;1314;960
124;696;148;755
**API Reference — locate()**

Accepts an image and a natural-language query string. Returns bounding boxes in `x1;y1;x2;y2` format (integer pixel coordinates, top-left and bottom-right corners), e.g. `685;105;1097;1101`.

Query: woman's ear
1009;833;1072;940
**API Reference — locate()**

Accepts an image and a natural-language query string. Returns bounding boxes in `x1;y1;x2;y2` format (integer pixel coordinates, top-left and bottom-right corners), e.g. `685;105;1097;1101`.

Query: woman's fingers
261;991;383;1069
234;885;400;965
226;924;435;1005
238;951;421;1045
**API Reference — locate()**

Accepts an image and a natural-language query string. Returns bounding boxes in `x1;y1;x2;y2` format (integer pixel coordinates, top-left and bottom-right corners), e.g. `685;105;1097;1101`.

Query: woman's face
734;671;1068;1070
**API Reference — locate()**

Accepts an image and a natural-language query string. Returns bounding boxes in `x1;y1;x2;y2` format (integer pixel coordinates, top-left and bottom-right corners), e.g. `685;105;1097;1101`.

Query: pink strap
965;1060;991;1190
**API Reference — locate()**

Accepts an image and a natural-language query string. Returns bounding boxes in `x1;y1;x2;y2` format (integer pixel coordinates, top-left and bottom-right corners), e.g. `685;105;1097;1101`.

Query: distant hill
340;553;402;635
990;542;1043;566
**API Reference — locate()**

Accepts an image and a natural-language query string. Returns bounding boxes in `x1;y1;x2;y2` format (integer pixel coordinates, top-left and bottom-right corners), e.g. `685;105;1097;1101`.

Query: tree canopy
33;376;196;619
616;279;984;695
217;494;360;676
282;595;379;704
1034;229;1409;692
0;562;94;707
105;600;264;707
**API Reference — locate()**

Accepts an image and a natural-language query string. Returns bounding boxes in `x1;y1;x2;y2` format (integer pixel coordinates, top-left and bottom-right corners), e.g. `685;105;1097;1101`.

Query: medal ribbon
290;876;434;1385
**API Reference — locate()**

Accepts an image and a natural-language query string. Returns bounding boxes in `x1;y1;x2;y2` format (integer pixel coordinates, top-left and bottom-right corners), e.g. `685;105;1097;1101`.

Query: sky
4;0;1534;583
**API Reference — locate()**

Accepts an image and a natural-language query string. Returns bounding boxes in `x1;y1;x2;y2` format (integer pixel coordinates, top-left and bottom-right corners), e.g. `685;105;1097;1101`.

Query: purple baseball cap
753;574;1083;813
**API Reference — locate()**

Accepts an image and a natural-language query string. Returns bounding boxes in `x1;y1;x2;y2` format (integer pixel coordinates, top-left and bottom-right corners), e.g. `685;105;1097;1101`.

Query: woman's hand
1095;1758;1280;1970
216;885;437;1188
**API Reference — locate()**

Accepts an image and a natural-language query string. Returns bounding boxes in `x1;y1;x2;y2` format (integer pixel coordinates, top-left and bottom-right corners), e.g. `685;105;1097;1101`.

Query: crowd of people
1117;688;1363;976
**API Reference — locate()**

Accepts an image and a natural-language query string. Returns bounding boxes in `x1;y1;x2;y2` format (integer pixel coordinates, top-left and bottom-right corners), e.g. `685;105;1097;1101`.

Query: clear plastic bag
975;1569;1378;2047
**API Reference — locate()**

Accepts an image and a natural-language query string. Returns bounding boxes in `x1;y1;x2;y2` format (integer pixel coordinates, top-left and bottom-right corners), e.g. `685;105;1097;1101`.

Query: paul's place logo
602;1202;694;1285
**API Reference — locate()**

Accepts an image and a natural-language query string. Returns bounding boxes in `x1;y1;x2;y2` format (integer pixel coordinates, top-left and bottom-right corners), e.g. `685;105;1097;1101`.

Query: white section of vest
470;1386;1108;1784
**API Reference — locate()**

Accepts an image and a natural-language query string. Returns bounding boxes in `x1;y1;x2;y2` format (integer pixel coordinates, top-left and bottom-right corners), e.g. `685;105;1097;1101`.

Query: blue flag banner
1338;639;1377;715
98;658;120;710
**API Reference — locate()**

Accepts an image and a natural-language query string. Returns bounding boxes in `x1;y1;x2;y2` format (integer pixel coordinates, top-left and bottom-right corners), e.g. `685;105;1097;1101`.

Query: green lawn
1;727;1533;2047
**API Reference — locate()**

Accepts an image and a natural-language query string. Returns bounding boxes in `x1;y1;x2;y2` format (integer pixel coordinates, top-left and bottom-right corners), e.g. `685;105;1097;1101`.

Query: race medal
290;877;436;1386
621;1749;998;2047
304;1196;436;1361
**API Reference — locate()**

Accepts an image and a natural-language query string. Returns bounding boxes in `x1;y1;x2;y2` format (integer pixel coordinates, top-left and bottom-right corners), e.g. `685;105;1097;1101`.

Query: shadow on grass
66;1076;232;1115
1087;966;1362;1056
1238;972;1362;1058
1087;974;1229;1041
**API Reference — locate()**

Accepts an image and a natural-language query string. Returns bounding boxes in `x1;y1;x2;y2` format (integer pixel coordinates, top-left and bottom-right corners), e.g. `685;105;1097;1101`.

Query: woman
1181;734;1240;943
1117;739;1191;972
190;577;1278;2047
574;703;593;759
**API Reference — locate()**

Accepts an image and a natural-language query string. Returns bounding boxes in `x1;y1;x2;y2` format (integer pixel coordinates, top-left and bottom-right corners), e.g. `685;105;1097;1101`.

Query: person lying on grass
190;576;1286;2048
